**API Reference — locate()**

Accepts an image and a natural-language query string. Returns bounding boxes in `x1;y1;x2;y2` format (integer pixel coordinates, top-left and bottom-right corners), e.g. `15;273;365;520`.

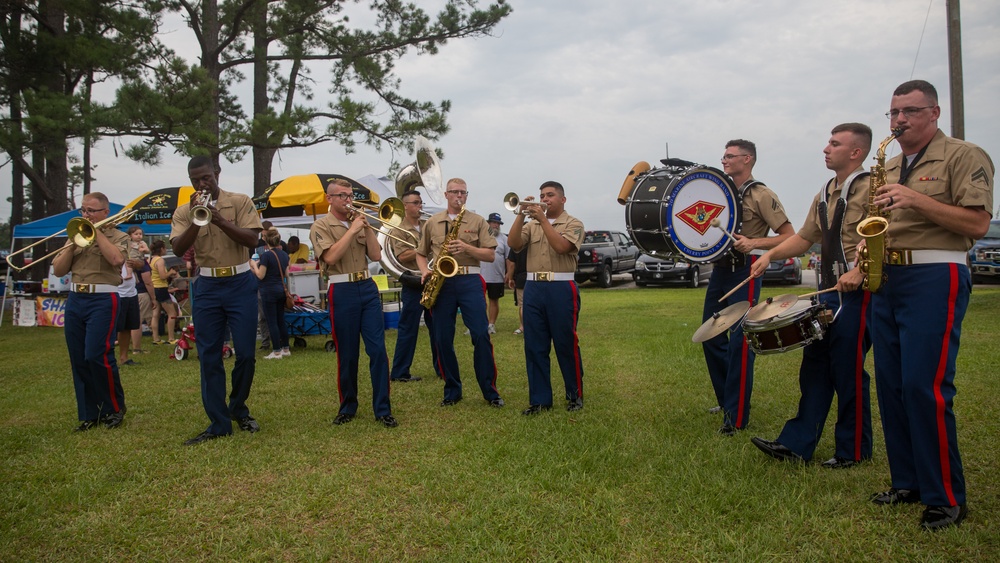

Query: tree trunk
250;0;272;197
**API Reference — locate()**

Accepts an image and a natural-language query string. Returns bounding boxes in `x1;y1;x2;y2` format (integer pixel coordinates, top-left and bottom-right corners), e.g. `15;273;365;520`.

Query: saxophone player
415;178;505;409
747;123;874;468
309;178;397;428
866;80;993;531
507;181;586;415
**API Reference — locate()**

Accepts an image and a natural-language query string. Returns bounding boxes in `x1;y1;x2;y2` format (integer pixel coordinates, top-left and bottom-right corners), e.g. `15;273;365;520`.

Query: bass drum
625;165;740;263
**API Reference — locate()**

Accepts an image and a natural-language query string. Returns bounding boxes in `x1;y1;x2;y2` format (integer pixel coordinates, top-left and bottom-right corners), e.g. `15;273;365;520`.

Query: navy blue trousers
522;280;584;407
702;258;761;428
260;286;289;351
428;274;500;403
873;263;969;507
777;289;872;462
64;292;125;421
327;279;391;418
390;284;438;379
191;272;258;435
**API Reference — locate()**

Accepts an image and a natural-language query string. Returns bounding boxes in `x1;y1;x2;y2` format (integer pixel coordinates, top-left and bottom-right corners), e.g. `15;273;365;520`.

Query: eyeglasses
446;190;468;196
722;154;749;161
80;207;107;215
327;193;353;200
885;106;934;120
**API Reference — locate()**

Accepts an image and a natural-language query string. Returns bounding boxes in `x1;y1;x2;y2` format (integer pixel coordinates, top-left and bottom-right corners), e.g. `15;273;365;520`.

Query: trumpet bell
503;192;519;213
192;205;212;226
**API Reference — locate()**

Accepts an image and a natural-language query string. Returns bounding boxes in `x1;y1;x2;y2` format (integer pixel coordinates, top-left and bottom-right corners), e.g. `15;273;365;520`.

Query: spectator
249;227;291;359
287;235;310;264
149;240;179;345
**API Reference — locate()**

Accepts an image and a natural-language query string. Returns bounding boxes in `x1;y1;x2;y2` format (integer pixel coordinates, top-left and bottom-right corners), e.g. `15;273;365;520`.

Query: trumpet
503;192;547;216
5;207;139;272
348;198;418;248
191;190;212;226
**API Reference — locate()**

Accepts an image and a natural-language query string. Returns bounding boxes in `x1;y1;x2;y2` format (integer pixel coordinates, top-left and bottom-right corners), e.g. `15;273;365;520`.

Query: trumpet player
748;123;874;470
309;178;397;428
415;178;504;409
507;181;586;415
52;192;129;431
866;80;993;531
171;156;263;445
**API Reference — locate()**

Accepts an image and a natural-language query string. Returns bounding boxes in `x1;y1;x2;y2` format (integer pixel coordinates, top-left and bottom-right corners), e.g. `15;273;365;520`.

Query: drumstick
717;275;754;303
711;218;739;244
798;287;839;298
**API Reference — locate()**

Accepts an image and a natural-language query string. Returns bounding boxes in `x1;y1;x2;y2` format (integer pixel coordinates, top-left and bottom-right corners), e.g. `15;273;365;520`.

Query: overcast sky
4;0;999;241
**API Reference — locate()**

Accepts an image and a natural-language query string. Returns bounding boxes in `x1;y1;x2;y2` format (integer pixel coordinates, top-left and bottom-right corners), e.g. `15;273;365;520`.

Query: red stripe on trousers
933;264;959;506
570;281;583;398
736;256;757;427
102;294;121;412
853;291;871;460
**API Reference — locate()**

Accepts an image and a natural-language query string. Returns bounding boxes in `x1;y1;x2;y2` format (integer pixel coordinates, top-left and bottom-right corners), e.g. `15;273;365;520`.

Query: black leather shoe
751;437;803;462
719;423;739;436
566;398;583;412
821;456;861;469
237;416;260;433
74;420;98;432
332;413;355;425
521;404;552;415
870;488;921;505
488;398;505;408
439;399;461;407
920;504;968;531
391;376;423;382
377;415;399;428
184;431;225;446
101;412;125;429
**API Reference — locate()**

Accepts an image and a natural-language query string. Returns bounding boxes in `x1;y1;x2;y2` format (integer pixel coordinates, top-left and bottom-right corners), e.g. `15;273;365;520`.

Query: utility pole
946;0;964;140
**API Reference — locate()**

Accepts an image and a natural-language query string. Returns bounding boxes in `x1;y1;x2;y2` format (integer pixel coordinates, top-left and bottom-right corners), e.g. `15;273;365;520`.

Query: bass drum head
664;167;740;263
625;169;682;257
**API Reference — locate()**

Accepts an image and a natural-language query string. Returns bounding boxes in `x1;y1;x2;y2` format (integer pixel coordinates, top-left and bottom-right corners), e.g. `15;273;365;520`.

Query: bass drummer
703;139;793;436
747;123;874;469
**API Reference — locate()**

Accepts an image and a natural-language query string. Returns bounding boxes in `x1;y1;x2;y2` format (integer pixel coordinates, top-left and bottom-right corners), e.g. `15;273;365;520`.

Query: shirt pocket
458;229;479;247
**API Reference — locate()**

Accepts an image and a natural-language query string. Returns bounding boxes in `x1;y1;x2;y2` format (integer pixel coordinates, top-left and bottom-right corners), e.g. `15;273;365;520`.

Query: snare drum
624;164;740;263
744;300;830;355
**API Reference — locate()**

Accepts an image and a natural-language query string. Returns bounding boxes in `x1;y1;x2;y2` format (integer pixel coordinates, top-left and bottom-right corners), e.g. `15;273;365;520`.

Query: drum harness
720;179;764;271
816;170;869;322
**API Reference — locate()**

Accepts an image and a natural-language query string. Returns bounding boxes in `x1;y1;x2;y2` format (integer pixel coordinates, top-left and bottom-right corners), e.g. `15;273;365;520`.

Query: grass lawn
1;285;998;561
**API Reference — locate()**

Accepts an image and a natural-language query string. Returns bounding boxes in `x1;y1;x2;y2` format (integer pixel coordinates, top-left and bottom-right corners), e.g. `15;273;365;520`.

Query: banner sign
35;296;67;327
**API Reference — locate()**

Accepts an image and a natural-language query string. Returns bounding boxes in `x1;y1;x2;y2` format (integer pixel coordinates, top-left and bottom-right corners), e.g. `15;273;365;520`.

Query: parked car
575;230;640;288
632;254;712;288
969;219;1000;284
762;256;802;285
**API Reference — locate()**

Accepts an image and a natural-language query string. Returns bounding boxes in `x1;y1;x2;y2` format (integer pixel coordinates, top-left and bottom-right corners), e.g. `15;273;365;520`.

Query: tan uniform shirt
797;166;869;264
417;210;496;267
170;189;261;268
309;213;371;276
70;228;129;285
885;129;995;251
740;178;790;239
520;211;586;273
389;220;423;271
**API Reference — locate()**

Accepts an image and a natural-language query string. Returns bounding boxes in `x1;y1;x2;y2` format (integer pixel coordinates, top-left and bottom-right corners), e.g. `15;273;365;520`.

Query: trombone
348;198;418;248
503;192;547;216
5;207;140;272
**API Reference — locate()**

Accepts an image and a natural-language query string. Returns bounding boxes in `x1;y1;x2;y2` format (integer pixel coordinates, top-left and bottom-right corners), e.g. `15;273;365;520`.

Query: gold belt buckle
536;272;552;282
76;284;93;293
349;271;365;282
215;266;234;277
455;266;468;275
886;250;908;266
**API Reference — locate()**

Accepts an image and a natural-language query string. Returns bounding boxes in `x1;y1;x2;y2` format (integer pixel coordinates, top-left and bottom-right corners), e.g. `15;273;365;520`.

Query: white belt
72;283;119;294
749;249;766;256
199;263;251;277
526;272;575;282
329;270;371;284
886;250;968;266
455;266;481;275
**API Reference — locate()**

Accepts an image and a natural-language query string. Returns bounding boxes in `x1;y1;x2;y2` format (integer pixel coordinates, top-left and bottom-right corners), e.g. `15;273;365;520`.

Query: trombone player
52;192;130;431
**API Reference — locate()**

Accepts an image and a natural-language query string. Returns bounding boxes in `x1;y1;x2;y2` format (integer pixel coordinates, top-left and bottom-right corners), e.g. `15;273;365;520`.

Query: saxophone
420;206;465;308
855;128;902;293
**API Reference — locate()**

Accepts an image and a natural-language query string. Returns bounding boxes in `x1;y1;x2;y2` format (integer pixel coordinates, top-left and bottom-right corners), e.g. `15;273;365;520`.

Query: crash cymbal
745;294;800;323
692;301;752;343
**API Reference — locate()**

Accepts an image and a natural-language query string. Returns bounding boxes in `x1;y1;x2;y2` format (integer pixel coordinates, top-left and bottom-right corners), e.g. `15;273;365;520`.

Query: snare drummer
747;123;875;469
703;139;793;436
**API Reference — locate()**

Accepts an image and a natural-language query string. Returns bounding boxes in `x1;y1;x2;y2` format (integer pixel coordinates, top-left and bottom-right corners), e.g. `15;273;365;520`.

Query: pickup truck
575;230;640;287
